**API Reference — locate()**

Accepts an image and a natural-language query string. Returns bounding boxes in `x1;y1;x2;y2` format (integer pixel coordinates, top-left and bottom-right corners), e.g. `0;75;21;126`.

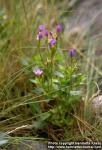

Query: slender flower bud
33;68;43;76
44;30;48;37
56;24;62;33
48;38;56;48
37;32;43;40
69;48;75;57
49;32;53;37
38;25;45;31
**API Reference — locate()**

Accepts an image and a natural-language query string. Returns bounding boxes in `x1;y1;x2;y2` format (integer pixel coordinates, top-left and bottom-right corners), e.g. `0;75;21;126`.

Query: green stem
37;40;43;63
50;54;53;89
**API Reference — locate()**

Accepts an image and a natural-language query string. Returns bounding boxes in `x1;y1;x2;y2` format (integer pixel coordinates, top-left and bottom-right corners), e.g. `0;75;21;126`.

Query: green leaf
33;87;44;95
40;112;51;121
29;79;38;84
33;112;51;129
72;74;86;83
29;102;41;114
65;117;74;126
53;83;59;90
70;90;82;96
56;53;63;61
55;71;64;78
33;120;46;129
68;91;81;105
52;79;59;83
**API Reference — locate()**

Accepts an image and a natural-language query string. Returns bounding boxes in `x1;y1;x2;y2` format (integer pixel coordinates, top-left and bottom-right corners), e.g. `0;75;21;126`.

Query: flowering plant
23;24;85;133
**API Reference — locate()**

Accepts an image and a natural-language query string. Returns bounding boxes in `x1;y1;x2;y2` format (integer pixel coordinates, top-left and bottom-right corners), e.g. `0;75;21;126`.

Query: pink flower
33;68;43;76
